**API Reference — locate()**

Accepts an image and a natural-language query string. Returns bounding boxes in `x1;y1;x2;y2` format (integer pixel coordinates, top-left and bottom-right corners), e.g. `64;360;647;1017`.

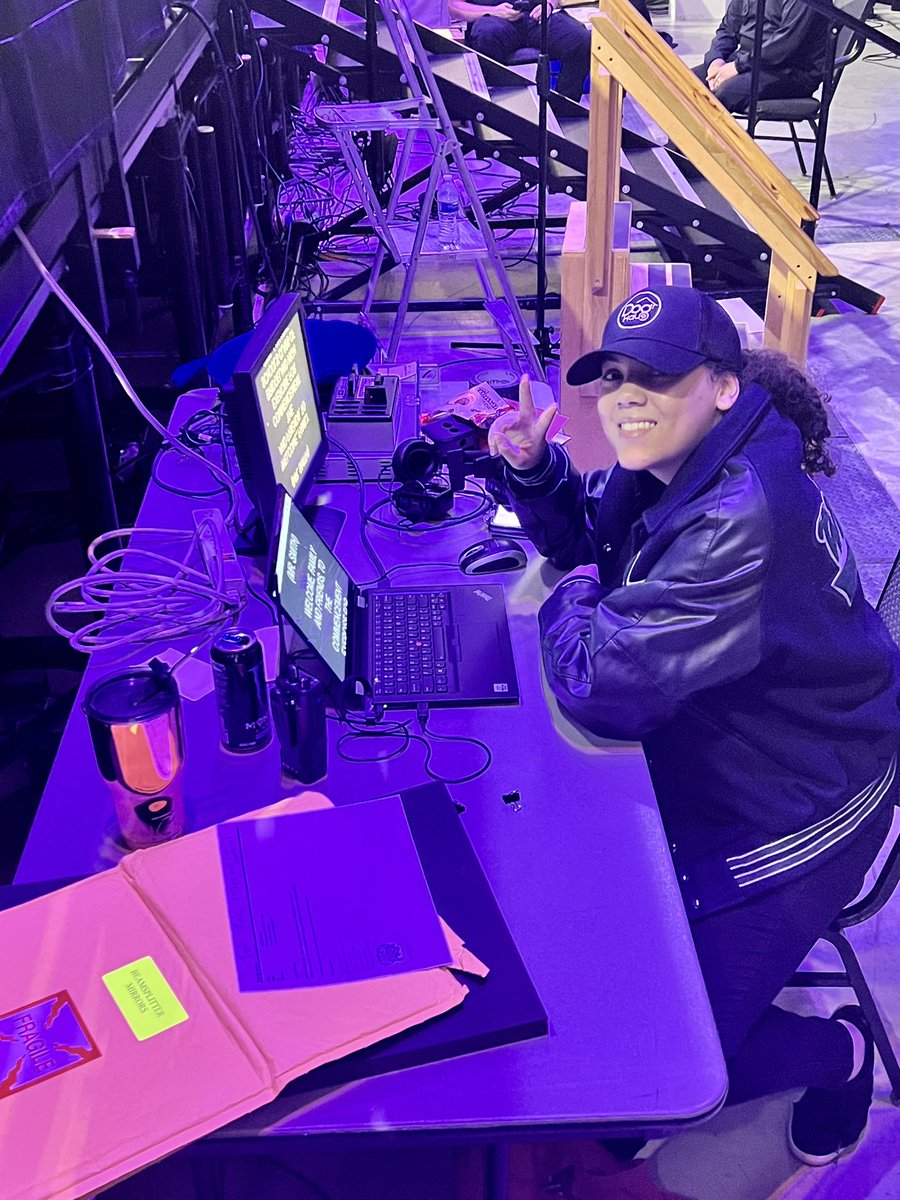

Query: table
16;392;727;1190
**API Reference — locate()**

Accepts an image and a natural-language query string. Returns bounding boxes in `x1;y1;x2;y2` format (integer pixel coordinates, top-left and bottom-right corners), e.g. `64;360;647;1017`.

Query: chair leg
789;123;808;176
822;153;837;200
816;118;844;198
826;929;900;1106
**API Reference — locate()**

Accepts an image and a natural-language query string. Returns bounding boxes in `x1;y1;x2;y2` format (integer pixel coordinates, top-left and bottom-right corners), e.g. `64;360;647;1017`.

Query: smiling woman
595;356;739;483
489;285;900;1168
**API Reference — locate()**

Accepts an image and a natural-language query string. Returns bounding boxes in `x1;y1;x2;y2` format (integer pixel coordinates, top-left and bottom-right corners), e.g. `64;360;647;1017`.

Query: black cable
174;3;279;291
325;435;389;580
331;710;493;784
411;724;493;784
364;483;493;534
335;715;414;764
179;409;223;447
370;560;460;586
247;577;278;621
151;446;228;500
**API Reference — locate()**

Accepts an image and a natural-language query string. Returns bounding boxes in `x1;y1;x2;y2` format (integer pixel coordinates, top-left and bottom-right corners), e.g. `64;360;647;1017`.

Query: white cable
45;525;245;654
12;224;239;524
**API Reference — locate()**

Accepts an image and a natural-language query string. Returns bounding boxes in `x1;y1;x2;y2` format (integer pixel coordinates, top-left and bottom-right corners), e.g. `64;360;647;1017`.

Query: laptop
272;491;519;708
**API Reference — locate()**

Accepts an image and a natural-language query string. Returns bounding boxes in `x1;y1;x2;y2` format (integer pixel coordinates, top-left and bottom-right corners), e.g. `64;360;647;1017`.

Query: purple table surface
17;392;727;1139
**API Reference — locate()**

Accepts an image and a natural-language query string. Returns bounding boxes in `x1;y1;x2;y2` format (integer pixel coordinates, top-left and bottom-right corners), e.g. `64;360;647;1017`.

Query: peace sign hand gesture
487;375;558;471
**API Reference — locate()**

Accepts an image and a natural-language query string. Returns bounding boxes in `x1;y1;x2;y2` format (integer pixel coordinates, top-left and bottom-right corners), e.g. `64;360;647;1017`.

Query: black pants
691;807;892;1106
691;54;820;114
465;9;591;101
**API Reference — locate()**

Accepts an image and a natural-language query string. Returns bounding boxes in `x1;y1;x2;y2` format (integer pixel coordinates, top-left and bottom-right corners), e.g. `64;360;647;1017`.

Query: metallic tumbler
210;628;272;753
270;668;327;783
83;667;185;849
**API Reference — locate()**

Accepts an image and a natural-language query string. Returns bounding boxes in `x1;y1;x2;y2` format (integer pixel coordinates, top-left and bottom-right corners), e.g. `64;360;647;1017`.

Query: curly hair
714;349;836;476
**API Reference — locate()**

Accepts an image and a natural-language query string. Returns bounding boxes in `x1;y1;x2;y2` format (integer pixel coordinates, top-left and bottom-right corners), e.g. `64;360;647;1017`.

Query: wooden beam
559;197;630;472
584;52;623;297
596;0;815;227
590;6;838;285
560;199;590;399
557;50;624;471
764;253;814;365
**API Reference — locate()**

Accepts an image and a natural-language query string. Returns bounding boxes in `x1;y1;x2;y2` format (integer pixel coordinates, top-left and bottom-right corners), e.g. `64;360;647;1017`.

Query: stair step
718;297;765;348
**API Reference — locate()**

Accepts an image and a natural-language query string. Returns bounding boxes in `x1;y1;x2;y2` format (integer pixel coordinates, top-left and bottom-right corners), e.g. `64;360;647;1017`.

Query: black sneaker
788;1005;875;1167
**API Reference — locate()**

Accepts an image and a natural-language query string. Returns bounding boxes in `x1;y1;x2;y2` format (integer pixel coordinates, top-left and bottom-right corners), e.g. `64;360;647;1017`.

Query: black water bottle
270;667;328;784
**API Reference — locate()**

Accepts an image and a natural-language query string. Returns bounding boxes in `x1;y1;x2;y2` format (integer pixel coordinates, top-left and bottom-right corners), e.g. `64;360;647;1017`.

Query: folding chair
786;548;900;1104
736;0;873;204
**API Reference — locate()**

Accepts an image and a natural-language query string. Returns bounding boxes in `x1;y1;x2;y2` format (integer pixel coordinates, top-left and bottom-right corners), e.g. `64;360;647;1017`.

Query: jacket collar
641;383;772;534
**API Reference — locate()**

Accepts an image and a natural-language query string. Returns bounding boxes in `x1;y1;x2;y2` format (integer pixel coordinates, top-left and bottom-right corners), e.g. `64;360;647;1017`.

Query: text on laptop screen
275;495;349;681
253;311;323;499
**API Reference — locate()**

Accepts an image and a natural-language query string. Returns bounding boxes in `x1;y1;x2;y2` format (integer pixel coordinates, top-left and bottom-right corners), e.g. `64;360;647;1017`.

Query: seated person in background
448;0;674;102
447;0;591;101
488;287;900;1165
693;0;828;112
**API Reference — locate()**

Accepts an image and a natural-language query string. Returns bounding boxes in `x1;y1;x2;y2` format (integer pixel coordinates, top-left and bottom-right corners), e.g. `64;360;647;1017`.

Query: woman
488;286;900;1165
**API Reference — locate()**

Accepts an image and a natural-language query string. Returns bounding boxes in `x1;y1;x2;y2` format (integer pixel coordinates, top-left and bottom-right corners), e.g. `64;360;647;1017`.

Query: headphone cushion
391;437;441;484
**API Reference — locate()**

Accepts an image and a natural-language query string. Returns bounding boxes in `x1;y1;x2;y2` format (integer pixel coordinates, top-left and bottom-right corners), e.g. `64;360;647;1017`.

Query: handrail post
808;18;839;210
746;0;766;138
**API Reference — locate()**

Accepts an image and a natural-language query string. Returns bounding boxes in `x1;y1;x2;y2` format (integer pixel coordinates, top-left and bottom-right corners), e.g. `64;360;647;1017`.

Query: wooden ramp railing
561;0;841;469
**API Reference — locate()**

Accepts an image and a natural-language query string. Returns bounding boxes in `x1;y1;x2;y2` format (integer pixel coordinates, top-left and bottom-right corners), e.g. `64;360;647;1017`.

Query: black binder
284;782;548;1092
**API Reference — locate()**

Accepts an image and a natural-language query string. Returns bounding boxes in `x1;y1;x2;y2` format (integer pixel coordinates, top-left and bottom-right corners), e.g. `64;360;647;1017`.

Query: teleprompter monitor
222;293;326;538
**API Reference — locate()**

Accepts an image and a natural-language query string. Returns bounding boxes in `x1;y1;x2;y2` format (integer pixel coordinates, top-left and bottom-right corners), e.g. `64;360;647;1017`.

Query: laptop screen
274;492;350;682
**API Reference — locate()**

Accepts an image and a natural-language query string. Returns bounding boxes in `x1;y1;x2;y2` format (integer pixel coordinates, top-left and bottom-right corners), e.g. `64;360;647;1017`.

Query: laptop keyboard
371;591;453;697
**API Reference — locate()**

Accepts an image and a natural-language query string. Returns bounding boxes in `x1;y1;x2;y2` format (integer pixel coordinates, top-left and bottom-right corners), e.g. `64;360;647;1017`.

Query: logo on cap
617;291;662;330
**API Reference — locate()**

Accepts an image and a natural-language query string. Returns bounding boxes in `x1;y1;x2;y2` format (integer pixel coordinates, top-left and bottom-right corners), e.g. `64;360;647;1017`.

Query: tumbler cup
83;667;185;849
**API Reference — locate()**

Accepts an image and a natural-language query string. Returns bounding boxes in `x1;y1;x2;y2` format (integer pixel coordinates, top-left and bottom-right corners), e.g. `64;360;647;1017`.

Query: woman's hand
487;375;558;471
493;3;523;20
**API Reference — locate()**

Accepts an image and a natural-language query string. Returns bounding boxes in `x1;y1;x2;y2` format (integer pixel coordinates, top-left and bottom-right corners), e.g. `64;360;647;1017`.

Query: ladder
314;0;544;378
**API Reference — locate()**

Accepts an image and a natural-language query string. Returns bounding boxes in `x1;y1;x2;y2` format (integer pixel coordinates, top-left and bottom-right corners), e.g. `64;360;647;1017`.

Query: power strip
192;508;247;606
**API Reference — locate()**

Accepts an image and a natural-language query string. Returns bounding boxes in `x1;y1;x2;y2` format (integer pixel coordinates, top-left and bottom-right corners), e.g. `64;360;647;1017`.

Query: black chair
786;548;900;1105
736;0;873;204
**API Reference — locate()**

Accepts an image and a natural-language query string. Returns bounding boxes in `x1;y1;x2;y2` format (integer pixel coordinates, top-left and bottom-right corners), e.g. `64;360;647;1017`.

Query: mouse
458;537;528;576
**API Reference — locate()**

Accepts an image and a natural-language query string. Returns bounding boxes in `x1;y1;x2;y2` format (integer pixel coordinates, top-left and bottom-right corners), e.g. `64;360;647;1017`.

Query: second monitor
223;293;326;540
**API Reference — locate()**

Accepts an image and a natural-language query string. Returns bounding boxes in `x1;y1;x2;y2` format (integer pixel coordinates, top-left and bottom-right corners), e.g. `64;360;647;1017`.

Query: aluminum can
210;628;272;752
83;668;185;849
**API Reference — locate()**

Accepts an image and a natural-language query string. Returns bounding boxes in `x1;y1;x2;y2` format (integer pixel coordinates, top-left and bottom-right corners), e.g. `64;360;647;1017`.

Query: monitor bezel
223;293;328;537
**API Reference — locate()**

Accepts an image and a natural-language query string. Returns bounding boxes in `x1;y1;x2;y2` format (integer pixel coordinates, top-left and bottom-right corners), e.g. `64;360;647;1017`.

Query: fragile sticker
0;992;101;1099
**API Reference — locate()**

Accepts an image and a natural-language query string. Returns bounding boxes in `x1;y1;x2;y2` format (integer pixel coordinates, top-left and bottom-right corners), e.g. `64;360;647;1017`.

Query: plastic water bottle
437;176;460;250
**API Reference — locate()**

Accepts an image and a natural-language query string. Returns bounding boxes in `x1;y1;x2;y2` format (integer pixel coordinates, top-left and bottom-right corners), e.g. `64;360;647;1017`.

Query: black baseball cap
566;286;743;385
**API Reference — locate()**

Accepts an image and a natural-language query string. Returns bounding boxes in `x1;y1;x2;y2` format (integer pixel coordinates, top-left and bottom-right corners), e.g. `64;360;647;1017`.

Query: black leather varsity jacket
506;384;900;919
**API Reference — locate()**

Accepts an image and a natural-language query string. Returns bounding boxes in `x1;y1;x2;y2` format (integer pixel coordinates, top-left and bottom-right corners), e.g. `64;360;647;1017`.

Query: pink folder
0;793;486;1200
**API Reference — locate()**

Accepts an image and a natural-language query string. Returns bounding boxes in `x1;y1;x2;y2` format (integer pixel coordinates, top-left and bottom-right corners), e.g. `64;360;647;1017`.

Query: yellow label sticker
102;956;188;1042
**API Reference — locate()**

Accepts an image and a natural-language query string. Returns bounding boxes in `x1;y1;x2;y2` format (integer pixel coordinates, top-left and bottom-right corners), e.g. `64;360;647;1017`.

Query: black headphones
391;438;454;522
